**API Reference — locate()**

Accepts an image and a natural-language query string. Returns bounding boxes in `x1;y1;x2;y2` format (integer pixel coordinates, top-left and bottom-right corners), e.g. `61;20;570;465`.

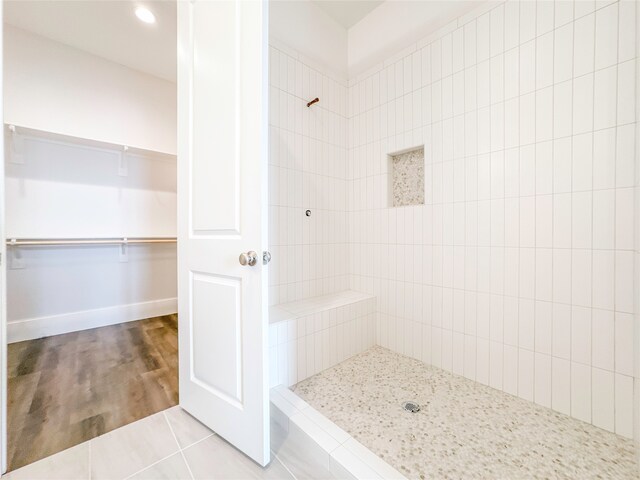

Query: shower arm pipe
5;237;177;246
306;97;319;107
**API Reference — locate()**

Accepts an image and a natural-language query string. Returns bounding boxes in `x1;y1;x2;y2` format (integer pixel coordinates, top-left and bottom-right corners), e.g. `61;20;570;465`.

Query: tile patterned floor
293;346;638;480
5;406;295;480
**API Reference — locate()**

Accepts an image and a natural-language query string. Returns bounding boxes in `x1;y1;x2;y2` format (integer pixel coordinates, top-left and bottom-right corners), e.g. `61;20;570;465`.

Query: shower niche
388;146;425;207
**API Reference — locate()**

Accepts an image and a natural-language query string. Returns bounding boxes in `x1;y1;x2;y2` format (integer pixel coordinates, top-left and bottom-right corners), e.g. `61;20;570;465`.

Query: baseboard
7;298;178;343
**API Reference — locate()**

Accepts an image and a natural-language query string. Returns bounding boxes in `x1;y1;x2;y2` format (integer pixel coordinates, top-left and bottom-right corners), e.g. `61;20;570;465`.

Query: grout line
588;0;597;427
548;0;556;411
179;451;196;479
566;0;576;421
123;450;181;480
610;0;621;433
161;411;195;480
179;432;217;452
272;453;299;480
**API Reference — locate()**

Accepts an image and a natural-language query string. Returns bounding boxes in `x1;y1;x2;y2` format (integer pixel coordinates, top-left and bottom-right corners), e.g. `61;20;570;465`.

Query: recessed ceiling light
135;6;156;24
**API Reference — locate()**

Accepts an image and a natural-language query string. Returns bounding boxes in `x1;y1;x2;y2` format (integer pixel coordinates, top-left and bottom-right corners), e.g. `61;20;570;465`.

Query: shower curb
270;385;406;480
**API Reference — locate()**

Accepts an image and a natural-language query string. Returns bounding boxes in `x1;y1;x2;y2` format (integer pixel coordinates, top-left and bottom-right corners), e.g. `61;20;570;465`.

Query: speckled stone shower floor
292;346;637;480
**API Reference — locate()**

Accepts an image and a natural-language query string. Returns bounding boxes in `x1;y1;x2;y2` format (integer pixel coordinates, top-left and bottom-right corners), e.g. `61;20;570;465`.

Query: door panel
191;272;242;403
177;0;269;466
191;1;238;234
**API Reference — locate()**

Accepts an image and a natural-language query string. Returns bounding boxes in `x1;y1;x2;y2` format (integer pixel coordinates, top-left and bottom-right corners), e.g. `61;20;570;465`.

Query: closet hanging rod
6;237;177;246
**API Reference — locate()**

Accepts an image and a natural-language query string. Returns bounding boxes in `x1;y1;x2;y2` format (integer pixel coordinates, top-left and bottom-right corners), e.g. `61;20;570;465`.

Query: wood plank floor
7;314;178;471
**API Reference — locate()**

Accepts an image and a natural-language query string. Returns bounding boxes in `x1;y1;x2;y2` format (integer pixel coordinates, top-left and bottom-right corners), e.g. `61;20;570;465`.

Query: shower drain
402;401;421;413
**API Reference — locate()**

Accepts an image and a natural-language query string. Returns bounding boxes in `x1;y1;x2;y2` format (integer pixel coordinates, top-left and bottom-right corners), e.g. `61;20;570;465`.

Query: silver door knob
239;251;258;266
263;251;271;265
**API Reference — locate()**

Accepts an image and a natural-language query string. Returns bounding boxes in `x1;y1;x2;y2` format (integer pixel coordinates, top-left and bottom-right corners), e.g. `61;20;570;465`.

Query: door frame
0;0;274;472
0;4;8;474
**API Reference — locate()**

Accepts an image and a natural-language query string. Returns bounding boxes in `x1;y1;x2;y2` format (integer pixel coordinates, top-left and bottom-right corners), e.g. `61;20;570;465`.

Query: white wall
7;244;176;342
6;131;176;239
5;130;177;342
269;0;638;445
4;26;177;155
347;0;636;438
348;0;481;78
3;28;177;342
268;45;349;305
270;1;348;81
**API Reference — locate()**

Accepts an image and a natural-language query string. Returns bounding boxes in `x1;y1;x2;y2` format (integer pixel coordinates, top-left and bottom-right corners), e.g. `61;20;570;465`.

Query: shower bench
268;290;376;388
268;291;405;479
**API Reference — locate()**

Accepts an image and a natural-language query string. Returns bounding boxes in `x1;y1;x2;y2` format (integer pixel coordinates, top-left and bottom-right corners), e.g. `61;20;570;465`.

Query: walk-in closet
3;1;178;470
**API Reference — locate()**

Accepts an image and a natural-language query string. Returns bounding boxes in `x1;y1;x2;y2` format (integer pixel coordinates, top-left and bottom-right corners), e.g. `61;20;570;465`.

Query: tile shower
269;0;639;477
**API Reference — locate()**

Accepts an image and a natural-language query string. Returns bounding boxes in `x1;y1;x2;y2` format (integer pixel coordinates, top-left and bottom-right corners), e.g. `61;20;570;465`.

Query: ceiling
312;1;384;28
4;0;177;82
4;0;477;83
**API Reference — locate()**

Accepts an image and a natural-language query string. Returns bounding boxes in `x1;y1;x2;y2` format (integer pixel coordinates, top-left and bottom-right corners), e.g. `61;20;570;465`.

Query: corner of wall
634;0;640;463
269;0;348;82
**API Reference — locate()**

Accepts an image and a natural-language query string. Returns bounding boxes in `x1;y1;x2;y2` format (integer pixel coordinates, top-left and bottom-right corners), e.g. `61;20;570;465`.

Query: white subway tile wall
345;0;636;438
269;295;376;388
268;46;349;306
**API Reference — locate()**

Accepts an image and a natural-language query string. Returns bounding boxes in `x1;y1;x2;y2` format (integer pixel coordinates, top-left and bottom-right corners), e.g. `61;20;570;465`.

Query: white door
177;0;270;466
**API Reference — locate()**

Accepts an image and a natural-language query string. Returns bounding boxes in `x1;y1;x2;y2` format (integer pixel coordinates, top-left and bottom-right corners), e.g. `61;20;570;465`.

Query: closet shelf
5;124;177;160
6;237;177;247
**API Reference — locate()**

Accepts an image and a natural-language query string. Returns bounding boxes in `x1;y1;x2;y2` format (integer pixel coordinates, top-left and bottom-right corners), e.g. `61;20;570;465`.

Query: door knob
263;251;271;265
239;251;258;266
